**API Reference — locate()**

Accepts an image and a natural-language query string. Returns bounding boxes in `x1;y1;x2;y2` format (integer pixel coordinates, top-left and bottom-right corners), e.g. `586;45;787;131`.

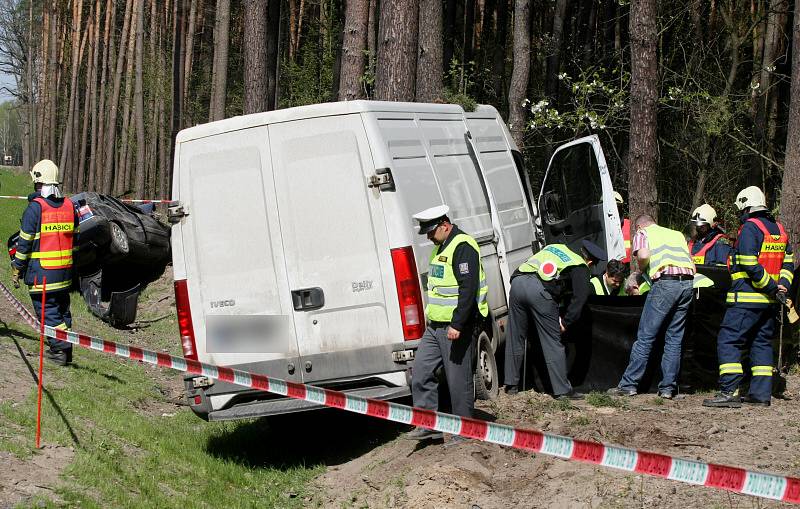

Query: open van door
537;135;624;261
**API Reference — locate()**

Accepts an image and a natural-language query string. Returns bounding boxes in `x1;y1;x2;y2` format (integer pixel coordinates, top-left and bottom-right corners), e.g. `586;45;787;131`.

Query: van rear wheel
475;332;499;400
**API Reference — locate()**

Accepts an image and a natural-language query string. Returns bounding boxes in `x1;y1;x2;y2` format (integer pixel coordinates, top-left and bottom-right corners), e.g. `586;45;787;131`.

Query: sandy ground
2;280;800;508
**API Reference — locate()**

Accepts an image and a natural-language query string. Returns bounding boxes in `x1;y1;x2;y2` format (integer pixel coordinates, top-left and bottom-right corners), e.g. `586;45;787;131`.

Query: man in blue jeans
608;214;695;399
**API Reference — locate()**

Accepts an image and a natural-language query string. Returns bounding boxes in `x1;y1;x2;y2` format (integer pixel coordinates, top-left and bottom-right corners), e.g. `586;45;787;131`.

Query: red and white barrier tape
1;281;798;504
0;195;174;204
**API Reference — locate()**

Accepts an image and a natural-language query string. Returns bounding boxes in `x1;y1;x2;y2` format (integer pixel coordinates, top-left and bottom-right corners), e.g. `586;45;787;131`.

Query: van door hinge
167;202;188;224
368;168;395;192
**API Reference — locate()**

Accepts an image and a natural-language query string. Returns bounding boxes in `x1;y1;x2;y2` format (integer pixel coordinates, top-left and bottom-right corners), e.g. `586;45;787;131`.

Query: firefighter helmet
29;159;60;185
691;204;717;226
735;186;766;211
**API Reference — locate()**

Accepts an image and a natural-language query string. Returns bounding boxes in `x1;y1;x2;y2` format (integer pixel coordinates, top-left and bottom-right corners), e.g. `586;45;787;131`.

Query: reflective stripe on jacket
643;225;694;278
727;217;793;307
688;233;726;265
519;244;586;281
426;233;489;322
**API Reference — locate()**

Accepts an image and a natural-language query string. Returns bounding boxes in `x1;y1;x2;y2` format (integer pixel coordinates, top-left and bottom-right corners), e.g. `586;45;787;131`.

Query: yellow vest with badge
426;233;489;322
519;244;587;280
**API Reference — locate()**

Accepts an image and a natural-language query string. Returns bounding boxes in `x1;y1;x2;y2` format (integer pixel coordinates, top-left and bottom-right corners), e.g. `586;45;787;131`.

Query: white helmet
691;204;717;226
613;191;624;205
735;186;766;211
29;159;60;185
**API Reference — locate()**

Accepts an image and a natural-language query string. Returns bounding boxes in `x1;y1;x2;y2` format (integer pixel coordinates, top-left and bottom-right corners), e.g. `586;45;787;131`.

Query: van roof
176;100;469;143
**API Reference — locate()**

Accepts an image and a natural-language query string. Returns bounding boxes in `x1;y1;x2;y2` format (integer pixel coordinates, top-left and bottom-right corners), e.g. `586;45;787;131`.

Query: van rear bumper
205;384;411;421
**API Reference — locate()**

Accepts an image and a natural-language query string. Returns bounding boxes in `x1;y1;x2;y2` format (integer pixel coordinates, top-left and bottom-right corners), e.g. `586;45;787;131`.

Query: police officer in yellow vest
404;205;488;443
503;240;605;399
590;259;628;296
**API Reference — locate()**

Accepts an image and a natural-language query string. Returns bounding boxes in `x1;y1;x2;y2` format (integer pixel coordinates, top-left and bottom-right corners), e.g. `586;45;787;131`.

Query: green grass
585;392;625;408
0;166;29;241
0;244;321;507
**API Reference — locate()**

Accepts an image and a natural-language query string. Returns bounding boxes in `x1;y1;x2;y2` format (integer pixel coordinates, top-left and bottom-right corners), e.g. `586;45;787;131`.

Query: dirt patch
314;383;800;508
0;292;75;508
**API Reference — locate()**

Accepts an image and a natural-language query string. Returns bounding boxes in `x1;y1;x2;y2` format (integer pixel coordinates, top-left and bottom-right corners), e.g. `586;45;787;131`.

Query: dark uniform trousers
504;273;573;396
31;290;73;354
411;322;477;418
717;306;776;400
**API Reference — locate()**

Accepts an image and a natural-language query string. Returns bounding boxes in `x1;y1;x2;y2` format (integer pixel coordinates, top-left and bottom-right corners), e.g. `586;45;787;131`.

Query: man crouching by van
404;205;489;445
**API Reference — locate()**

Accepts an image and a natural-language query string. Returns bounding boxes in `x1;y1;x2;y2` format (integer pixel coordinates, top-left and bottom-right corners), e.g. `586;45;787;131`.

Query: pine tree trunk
416;0;444;102
117;6;137;195
102;0;134;193
464;0;475;65
90;0;115;191
209;0;231;121
78;0;102;191
266;0;280;110
339;0;369;100
628;0;659;222
751;0;788;189
59;0;83;186
243;0;268;113
507;0;530;149
375;0;419;101
183;0;199;103
545;0;568;103
133;1;147;198
780;0;800;256
492;0;509;110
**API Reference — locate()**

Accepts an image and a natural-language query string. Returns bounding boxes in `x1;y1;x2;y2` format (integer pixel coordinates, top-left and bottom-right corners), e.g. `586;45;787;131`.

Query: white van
168;100;624;421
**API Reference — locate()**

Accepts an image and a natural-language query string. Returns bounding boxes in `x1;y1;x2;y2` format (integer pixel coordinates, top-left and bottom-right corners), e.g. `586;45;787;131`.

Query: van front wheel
474;332;499;400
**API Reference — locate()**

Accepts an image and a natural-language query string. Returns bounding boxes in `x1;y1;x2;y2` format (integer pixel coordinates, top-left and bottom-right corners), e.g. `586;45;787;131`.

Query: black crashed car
7;192;171;327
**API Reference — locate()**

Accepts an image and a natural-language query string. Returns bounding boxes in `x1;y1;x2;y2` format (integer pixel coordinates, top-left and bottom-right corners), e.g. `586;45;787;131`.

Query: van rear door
538;135;624;260
268;114;398;384
177;126;302;381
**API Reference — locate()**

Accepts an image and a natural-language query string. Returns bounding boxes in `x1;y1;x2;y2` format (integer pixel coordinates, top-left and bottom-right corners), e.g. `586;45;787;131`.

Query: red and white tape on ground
0;195;174;204
1;281;798;504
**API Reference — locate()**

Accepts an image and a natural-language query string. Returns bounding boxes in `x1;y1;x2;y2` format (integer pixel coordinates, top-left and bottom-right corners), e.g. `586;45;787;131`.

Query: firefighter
503;240;605;399
590;259;628;296
404;205;488;443
615;192;632;264
688;204;731;266
703;187;793;408
10;160;79;366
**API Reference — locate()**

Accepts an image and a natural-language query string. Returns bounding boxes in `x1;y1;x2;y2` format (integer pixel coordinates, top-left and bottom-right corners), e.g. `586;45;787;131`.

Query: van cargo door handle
291;287;325;311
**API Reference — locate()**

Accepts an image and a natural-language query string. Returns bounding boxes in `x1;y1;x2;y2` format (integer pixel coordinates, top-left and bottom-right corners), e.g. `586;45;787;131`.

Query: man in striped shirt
608;214;695;399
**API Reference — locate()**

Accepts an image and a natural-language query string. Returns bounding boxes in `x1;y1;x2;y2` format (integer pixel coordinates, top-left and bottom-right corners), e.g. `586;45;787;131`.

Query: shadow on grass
1;320;81;447
205;404;409;470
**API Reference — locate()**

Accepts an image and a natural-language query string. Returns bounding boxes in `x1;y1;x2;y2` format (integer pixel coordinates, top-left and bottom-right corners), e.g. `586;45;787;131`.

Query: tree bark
628;0;659;222
243;0;268;113
339;0;369;101
133;2;145;197
209;0;231;121
183;0;198;103
751;0;788;188
78;0;102;191
102;0;133;193
90;0;116;191
416;0;444;102
781;2;800;256
59;0;83;185
545;0;568;104
463;0;475;65
375;0;419;101
507;0;530;149
266;0;280;110
492;0;509;110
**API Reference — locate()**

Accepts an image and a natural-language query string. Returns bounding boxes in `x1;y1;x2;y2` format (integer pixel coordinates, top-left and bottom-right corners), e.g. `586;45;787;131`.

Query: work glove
11;267;20;289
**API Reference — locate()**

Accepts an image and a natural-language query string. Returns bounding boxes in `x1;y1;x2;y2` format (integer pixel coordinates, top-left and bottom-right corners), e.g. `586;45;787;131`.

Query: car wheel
474;332;499;400
109;222;130;255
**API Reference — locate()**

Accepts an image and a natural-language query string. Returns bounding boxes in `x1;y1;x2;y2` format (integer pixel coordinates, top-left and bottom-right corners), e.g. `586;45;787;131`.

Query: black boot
741;395;770;407
45;350;69;366
504;385;519;395
702;392;741;408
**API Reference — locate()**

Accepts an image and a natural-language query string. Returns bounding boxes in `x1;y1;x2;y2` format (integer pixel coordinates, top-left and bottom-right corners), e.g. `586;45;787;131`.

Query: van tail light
174;279;198;360
391;246;425;341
